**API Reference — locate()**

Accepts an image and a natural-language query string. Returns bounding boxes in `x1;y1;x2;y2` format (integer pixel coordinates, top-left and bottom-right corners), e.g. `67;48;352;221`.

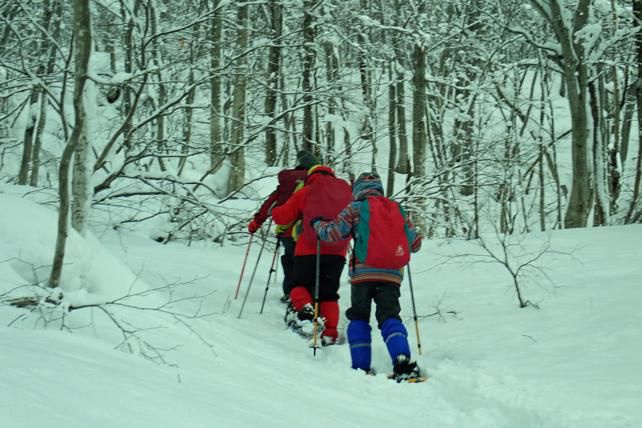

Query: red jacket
252;167;308;237
272;167;352;257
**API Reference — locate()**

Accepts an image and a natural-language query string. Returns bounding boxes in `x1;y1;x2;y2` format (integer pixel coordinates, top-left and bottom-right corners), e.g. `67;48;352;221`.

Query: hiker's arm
253;190;278;225
313;203;356;242
405;216;422;253
272;188;304;225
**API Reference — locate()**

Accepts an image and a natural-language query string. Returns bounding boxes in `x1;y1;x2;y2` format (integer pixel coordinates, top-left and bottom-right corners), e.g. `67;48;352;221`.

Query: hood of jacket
352;173;384;200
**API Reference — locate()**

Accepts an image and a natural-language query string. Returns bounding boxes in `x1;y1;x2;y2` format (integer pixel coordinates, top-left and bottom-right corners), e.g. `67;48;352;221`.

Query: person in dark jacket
247;150;319;302
311;172;423;381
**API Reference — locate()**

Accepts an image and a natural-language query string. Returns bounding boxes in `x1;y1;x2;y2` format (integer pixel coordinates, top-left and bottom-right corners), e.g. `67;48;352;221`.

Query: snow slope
1;189;641;428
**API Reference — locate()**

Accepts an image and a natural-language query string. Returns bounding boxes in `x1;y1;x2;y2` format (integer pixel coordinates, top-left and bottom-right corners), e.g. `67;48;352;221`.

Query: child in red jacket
272;165;352;345
312;173;423;381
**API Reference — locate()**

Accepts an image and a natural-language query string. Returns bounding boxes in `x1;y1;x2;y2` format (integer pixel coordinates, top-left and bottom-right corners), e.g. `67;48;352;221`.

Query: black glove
309;216;327;228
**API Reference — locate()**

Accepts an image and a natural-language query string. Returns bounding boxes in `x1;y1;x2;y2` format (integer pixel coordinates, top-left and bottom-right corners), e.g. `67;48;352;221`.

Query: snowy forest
3;0;642;251
2;1;642;426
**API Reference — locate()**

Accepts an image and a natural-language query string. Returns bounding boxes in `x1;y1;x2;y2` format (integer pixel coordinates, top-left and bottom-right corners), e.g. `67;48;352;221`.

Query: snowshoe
284;303;298;327
286;304;324;339
389;355;427;383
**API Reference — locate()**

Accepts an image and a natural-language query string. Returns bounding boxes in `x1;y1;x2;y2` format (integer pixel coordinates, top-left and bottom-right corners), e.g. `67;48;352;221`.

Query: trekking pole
238;218;273;319
312;235;321;356
234;234;254;299
259;236;281;314
406;264;422;355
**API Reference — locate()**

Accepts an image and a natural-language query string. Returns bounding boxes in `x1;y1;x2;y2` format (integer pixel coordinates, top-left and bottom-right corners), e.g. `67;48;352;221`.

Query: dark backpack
354;196;411;269
275;168;308;205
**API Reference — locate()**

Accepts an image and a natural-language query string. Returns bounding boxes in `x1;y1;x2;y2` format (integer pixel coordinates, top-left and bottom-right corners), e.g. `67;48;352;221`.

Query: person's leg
345;282;375;371
285;255;317;332
290;255;316;311
279;237;296;300
290;256;316;313
374;283;411;363
317;255;345;340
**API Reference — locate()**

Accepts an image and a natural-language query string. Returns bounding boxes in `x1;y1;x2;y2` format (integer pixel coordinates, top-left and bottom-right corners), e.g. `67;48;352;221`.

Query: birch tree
49;0;92;288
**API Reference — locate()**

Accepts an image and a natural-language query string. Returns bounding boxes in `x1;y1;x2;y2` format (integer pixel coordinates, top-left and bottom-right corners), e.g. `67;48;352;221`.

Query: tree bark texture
227;2;249;194
264;0;282;166
49;0;92;287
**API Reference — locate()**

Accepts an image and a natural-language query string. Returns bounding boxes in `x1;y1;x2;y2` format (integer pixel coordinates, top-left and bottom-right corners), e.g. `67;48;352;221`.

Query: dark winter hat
352;172;384;200
296;149;320;169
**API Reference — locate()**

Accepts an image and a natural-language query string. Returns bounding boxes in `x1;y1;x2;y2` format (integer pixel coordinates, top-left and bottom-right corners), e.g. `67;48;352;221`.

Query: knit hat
296;149;320;169
352;172;384;200
307;164;335;177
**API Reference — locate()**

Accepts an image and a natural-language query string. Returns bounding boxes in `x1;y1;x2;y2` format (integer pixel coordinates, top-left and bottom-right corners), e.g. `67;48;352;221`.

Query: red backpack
354;196;411;269
300;173;352;251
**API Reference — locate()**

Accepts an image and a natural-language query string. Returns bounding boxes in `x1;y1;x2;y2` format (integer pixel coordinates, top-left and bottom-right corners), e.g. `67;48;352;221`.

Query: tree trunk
30;0;61;187
322;34;339;164
264;0;282;166
392;0;409;174
70;0;93;235
387;62;397;197
227;2;249;193
50;0;92;287
148;3;167;172
589;81;609;226
18;1;55;185
18;88;38;185
178;69;196;176
529;0;593;228
209;3;224;172
118;0;135;154
302;0;315;152
411;39;427;230
626;0;642;222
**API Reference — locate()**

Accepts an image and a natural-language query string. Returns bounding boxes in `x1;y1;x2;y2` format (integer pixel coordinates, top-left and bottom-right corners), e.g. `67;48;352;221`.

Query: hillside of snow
1;187;641;428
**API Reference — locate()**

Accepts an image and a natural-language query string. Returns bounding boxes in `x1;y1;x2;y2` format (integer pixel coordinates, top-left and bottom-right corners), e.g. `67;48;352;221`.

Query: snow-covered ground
1;187;641;428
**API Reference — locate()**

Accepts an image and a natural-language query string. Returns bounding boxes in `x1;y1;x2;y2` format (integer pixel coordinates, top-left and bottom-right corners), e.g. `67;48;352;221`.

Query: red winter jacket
272;167;352;257
252;167;308;237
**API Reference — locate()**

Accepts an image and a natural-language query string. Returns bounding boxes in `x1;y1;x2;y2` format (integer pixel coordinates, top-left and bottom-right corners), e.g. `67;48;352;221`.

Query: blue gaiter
381;318;411;362
347;320;372;371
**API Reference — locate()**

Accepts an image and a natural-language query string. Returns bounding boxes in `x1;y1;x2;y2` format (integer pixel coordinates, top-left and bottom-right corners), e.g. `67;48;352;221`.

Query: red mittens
247;220;260;234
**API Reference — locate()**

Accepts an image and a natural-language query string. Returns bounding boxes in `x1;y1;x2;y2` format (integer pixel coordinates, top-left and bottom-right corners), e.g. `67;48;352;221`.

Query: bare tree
49;0;92;287
264;0;282;166
301;0;316;152
227;2;250;193
209;3;225;173
626;0;642;223
528;0;593;228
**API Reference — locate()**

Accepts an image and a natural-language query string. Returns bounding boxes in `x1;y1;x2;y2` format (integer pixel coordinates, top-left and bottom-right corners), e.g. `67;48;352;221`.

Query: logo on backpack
354;196;411;269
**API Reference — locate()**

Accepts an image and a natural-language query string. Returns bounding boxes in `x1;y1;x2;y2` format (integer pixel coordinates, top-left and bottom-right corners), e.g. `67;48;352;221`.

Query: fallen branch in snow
2;274;218;365
406;293;460;323
414;309;460;321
